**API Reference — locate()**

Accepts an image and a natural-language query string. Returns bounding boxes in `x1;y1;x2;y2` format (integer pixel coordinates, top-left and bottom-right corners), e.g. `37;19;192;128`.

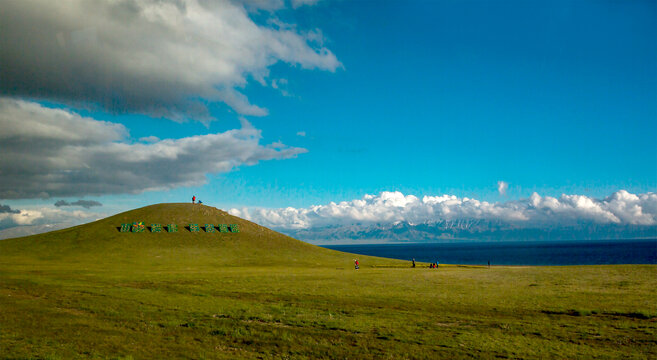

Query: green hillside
0;204;655;359
0;203;399;269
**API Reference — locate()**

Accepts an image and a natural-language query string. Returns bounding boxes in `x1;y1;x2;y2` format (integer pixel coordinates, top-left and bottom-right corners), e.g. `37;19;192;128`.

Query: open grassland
0;204;655;359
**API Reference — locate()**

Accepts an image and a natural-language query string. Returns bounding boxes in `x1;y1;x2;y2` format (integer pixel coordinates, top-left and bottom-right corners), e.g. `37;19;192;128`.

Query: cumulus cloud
497;181;508;196
0;0;340;121
0;98;306;199
0;205;103;231
230;190;657;230
54;200;103;209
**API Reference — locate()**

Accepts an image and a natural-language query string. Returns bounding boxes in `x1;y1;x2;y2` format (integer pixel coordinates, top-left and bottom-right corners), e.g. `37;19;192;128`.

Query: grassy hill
0;203;399;269
0;203;655;359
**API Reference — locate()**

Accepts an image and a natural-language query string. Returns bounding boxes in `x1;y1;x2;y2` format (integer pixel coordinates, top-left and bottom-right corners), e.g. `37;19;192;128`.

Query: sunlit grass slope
0;204;655;359
0;203;398;269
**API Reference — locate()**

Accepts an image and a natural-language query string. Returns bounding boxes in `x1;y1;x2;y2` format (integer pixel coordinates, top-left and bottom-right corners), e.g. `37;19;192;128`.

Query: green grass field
1;204;655;359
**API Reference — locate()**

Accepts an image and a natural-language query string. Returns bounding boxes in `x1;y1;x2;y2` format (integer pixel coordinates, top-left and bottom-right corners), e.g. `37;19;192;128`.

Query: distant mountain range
3;217;655;244
281;219;657;244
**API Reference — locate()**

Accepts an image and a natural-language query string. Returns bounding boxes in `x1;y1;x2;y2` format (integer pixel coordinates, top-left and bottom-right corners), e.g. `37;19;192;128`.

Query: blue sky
0;0;655;234
187;0;656;207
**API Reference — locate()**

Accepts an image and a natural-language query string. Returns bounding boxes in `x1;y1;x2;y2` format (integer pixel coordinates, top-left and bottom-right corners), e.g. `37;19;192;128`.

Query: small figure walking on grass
192;195;196;204
412;258;416;268
354;259;359;270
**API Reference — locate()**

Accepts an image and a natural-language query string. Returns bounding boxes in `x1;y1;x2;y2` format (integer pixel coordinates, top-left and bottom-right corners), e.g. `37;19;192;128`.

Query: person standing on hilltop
192;195;196;204
354;259;359;270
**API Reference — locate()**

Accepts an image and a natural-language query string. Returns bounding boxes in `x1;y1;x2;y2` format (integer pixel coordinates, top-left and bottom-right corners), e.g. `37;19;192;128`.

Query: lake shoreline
323;239;657;266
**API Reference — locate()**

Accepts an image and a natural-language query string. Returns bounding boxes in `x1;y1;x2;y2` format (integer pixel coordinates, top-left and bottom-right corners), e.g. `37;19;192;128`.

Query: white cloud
603;190;657;225
497;180;508;196
0;98;306;199
0;206;103;231
230;190;657;229
0;98;127;142
271;78;292;97
0;0;340;121
296;131;306;137
139;136;160;143
528;192;620;224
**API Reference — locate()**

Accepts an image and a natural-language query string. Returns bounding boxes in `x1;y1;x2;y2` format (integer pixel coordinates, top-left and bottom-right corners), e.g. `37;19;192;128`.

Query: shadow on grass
607;311;655;319
542;309;655;319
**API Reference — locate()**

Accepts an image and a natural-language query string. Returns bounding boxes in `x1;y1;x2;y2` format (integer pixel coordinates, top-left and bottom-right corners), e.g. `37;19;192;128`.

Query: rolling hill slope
0;203;402;269
0;204;655;359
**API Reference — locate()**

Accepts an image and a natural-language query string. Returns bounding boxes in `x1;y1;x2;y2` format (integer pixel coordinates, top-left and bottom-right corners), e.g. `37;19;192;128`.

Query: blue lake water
322;239;657;266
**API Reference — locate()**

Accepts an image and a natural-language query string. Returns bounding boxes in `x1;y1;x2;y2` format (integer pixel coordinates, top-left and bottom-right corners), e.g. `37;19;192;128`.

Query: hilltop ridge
0;203;400;268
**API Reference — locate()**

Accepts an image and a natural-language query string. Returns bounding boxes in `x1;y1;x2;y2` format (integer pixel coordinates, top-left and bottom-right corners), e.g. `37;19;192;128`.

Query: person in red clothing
354;259;359;270
192;195;196;204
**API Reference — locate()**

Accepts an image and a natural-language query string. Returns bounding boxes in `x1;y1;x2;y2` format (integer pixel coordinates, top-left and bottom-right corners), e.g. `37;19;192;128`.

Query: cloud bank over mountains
230;190;657;230
0;0;339;121
0;206;102;235
0;98;306;199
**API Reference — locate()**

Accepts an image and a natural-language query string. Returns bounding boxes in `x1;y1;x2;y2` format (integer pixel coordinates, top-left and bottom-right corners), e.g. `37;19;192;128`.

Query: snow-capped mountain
281;219;657;244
